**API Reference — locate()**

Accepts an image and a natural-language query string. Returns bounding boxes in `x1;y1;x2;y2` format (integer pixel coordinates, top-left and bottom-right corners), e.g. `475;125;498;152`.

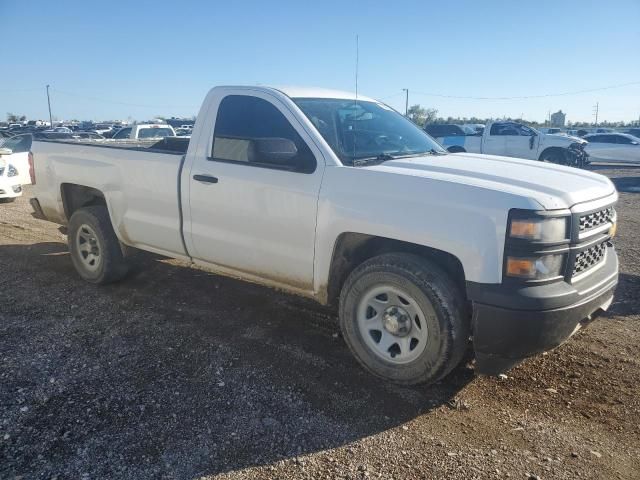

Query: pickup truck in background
426;121;589;167
111;124;176;140
0;134;33;202
30;86;618;385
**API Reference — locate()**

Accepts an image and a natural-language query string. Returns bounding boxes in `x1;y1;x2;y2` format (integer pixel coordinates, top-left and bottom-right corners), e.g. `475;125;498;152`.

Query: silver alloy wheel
356;284;430;364
76;224;102;272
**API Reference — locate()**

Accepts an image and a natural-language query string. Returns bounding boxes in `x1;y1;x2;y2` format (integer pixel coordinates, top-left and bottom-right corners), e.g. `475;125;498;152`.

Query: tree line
405;105;639;128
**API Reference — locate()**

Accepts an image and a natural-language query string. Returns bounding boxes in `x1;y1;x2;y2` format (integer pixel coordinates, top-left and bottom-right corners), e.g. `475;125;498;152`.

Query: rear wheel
339;253;469;385
68;206;130;284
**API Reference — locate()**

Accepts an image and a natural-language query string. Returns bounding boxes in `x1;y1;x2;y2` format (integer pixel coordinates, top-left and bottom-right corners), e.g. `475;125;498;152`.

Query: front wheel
68;206;130;284
339;253;469;385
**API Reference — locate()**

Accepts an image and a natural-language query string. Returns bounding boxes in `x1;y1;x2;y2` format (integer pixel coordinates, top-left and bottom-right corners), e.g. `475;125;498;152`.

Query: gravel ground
1;166;639;480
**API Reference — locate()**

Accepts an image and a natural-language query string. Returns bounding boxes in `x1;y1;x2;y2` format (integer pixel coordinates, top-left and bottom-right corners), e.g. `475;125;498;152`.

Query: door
612;135;640;163
503;123;538;159
482;123;511;156
185;92;325;291
585;135;619;162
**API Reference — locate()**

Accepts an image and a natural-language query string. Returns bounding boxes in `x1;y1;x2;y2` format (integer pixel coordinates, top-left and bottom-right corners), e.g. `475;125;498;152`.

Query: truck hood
368;153;615;210
540;133;586;146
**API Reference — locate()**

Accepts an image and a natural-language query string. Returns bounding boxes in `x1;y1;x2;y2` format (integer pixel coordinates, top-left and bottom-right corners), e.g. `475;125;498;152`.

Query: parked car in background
427;121;588;166
30;85;618;385
424;124;473;138
175;128;192;137
93;124;114;136
0;134;33;202
111;124;176;140
538;127;563;135
72;131;105;140
44;127;73;134
462;123;485;134
584;133;640;164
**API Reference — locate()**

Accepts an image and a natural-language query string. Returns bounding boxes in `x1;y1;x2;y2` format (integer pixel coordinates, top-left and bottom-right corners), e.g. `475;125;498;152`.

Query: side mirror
251;137;298;164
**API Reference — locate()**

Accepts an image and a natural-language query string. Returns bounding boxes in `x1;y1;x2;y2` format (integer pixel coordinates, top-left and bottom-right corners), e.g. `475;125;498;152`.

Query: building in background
550;110;566;128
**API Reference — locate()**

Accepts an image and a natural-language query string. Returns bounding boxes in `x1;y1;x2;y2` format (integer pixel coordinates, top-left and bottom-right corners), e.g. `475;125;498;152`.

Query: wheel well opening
538;146;565;161
60;184;107;221
326;233;466;307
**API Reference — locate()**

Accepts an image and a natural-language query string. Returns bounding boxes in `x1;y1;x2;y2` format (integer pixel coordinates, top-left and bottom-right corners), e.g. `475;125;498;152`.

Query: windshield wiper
389;149;448;159
352;153;396;167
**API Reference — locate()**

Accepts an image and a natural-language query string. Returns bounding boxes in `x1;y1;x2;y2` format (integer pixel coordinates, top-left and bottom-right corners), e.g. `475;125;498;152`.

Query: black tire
339;252;469;385
539;149;567;165
0;197;16;203
68;206;130;284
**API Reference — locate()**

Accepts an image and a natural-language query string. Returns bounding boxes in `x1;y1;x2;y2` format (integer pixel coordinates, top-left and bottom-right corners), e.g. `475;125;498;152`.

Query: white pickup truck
111;124;176;140
427;121;589;167
30;86;619;385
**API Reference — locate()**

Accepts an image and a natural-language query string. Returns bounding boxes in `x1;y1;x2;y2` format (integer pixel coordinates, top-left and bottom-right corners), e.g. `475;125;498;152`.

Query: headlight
509;216;568;242
7;164;18;177
506;253;566;280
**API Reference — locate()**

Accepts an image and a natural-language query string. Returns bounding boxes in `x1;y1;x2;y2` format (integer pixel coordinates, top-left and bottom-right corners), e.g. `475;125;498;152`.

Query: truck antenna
353;34;359;160
355;34;359;102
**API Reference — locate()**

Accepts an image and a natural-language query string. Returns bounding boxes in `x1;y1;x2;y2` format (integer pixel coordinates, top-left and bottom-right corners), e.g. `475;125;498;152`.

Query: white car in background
0;134;33;202
584;133;640;164
111;124;176;140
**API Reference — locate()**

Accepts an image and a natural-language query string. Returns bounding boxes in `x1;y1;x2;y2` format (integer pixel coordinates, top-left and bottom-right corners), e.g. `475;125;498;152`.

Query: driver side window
211;95;316;174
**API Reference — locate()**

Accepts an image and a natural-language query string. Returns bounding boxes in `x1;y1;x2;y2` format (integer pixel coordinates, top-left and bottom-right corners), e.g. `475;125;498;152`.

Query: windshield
138;127;174;139
293;98;446;165
0;134;32;153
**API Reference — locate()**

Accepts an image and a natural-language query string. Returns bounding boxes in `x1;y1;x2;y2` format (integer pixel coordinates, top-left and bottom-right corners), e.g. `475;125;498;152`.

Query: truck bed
32;136;188;258
34;136;190;155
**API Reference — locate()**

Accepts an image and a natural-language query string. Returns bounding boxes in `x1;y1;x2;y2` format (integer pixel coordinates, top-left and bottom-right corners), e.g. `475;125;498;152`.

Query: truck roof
218;85;377;103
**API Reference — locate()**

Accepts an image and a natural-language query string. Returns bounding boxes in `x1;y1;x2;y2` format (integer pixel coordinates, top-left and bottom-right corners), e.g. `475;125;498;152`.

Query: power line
402;80;640;101
0;87;44;94
50;89;198;109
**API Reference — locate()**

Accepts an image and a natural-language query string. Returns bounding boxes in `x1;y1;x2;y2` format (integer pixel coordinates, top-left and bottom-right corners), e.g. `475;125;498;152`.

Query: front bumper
470;245;618;375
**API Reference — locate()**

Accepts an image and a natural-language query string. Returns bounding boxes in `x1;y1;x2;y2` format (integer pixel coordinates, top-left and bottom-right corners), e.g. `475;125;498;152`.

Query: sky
1;0;639;124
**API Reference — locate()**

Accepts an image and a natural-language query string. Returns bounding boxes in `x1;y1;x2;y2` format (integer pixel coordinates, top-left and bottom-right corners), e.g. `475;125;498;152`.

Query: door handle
193;174;218;184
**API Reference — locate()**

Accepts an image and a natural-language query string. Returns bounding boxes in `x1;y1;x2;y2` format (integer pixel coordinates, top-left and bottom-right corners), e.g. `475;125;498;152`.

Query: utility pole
402;88;409;116
46;85;53;127
593;102;599;127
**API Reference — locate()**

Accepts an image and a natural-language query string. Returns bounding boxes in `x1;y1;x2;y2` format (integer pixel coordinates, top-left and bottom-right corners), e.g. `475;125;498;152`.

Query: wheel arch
60;183;108;221
324;232;467;308
538;146;566;161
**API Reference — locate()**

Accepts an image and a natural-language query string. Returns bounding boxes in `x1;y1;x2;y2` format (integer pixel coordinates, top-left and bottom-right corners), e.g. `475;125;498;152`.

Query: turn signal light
506;258;536;277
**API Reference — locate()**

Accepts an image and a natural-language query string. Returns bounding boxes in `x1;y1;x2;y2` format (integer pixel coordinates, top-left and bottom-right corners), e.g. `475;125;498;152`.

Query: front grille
579;207;615;233
573;242;607;276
